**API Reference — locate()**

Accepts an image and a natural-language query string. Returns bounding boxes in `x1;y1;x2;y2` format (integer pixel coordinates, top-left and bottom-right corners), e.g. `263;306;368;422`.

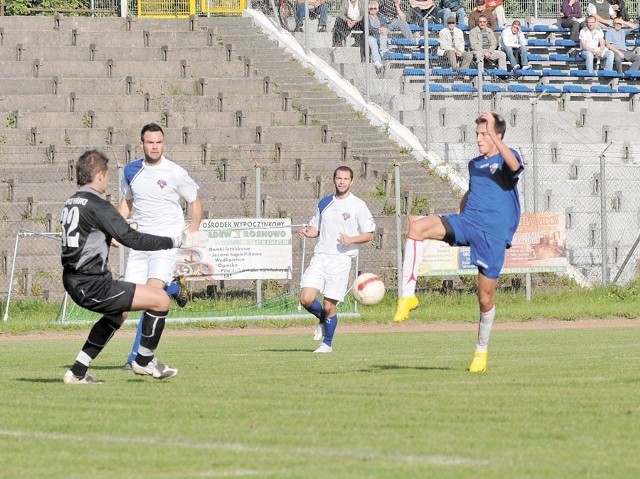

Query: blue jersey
461;148;524;246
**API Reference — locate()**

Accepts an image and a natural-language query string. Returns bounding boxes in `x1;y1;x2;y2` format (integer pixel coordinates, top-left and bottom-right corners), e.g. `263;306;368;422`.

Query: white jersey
308;193;376;257
120;156;199;236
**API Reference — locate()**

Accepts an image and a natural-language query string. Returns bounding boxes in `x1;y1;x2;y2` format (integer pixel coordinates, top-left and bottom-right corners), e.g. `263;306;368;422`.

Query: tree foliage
4;0;91;15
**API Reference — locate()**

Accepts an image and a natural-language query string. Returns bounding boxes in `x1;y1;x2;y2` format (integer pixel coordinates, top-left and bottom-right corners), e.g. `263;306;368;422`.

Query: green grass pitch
1;326;640;478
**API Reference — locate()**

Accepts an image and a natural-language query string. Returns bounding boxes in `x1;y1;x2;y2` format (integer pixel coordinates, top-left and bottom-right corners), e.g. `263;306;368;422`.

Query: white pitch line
0;429;488;467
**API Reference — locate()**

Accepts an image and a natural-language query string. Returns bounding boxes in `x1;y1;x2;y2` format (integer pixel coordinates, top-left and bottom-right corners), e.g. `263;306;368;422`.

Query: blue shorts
441;214;507;279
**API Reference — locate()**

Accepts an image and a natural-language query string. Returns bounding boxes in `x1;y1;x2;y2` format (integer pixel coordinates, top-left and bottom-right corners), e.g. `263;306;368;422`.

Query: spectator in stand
605;17;640;73
468;0;497;30
333;0;366;47
438;15;474;70
409;0;438;26
500;19;532;70
437;0;466;26
486;0;506;26
579;15;615;73
470;14;507;69
560;0;585;43
295;0;329;32
365;1;390;72
609;0;629;21
378;0;414;41
587;0;615;27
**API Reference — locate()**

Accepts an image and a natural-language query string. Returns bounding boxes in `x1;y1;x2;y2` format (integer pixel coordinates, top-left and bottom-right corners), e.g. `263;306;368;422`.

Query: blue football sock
126;313;144;363
304;299;326;323
165;281;180;297
323;314;338;347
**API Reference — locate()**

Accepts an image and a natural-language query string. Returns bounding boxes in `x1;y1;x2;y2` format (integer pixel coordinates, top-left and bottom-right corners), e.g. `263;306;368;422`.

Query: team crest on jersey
342;212;351;221
157;179;167;189
489;163;499;174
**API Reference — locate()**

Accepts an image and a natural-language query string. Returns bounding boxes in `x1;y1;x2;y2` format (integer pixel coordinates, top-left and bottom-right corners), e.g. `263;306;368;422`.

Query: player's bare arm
339;231;374;246
185;197;203;234
299;226;319;238
481;111;520;172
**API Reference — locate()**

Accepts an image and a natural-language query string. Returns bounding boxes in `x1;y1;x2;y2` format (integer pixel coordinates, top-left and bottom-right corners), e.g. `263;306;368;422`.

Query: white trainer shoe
313;322;325;341
313;343;333;353
63;370;101;385
132;358;178;379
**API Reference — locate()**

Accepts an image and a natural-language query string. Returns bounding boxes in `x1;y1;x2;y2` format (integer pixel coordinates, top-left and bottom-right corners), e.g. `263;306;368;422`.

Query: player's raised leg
393;215;447;322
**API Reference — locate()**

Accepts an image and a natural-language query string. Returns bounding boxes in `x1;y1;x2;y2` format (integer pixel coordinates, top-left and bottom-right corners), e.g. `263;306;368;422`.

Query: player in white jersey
118;123;202;369
298;166;376;353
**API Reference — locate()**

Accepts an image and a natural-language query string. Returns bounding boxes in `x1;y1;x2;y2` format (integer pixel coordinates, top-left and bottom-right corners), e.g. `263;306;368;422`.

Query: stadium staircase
0;14;459;301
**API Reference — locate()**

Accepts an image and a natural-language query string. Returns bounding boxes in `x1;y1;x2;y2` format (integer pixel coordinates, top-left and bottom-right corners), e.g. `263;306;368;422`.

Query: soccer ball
352;273;386;305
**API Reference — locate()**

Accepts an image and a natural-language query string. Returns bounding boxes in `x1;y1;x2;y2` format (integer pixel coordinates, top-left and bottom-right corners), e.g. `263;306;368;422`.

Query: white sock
475;305;495;352
75;351;92;367
401;238;424;297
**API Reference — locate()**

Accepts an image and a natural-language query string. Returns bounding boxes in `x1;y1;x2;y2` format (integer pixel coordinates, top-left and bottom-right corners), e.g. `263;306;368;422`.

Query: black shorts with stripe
63;270;136;317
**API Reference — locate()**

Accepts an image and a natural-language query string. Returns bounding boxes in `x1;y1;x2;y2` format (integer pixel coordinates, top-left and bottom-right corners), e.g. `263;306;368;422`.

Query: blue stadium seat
417;38;439;47
528;54;549;61
431;68;457;76
542;68;569;76
391;38;418;46
624;70;640;79
618;85;640;94
555;39;577;47
384;52;411;60
483;84;505;92
451;83;477;92
486;68;512;77
549;53;581;62
569;69;595;77
410;52;441;61
597;69;624;78
590;85;616;93
507;84;534;93
459;68;479;76
423;83;450;92
535;84;562;93
562;84;590;93
409;23;421;31
515;68;542;77
533;25;569;32
403;67;425;76
528;39;552;47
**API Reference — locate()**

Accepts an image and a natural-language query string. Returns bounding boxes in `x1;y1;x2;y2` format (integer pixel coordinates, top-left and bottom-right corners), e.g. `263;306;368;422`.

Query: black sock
70;316;120;376
135;310;167;366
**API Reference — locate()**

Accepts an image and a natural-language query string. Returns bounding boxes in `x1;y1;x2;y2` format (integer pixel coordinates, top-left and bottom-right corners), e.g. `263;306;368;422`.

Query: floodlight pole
364;8;371;102
395;164;402;299
255;165;263;306
423;16;431;150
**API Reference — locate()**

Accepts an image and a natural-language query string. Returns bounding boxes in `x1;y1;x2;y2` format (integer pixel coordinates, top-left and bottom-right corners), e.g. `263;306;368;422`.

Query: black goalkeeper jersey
60;186;173;276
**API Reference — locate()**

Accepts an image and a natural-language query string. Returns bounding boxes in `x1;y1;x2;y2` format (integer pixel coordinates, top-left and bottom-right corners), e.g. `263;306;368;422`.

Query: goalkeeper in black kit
60;150;183;385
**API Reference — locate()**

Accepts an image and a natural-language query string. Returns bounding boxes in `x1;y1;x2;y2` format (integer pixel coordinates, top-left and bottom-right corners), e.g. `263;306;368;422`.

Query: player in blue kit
392;111;524;373
298;166;376;353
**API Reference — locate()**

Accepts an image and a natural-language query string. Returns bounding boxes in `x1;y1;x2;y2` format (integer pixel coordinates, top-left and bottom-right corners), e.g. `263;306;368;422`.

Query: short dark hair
333;165;354;180
475;112;507;138
140;122;164;140
76;150;109;186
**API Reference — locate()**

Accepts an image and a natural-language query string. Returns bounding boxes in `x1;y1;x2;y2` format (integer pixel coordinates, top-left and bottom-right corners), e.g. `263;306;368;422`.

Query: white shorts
124;248;178;285
300;254;353;302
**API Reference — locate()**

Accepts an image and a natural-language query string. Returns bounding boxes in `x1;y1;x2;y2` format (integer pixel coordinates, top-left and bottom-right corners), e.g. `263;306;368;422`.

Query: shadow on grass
258;348;316;353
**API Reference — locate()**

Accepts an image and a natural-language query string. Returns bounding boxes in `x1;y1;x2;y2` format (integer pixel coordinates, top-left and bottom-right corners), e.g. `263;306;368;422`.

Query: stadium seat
483;84;505;92
562;84;590;93
391;38;418;46
618;85;640;94
528;39;552;47
533;24;568;32
590;85;616;93
549;53;581;62
423;83;450;92
569;69;595;77
528;54;549;61
410;52;440;61
507;84;534;92
451;83;477;92
431;67;457;76
486;68;512;77
597;69;624;78
403;67;424;76
624;70;640;79
459;68;479;76
515;68;542;77
542;68;569;77
535;84;562;93
384;52;411;60
555;39;577;47
417;38;439;47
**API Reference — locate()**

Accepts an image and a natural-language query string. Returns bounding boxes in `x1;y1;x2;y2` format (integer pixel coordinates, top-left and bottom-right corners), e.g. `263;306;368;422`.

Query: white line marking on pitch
0;429;487;466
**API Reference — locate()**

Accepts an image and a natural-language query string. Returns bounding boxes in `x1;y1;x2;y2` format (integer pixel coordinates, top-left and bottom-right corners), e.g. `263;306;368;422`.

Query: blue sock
126;313;144;363
304;300;325;323
165;281;180;297
323;314;338;347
